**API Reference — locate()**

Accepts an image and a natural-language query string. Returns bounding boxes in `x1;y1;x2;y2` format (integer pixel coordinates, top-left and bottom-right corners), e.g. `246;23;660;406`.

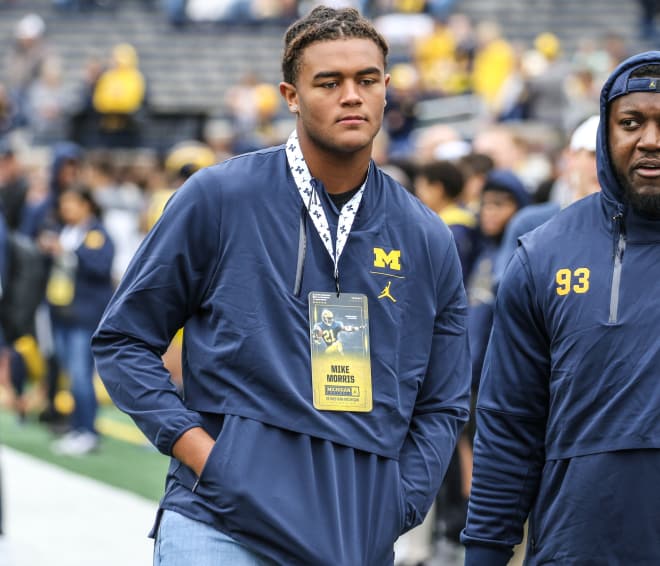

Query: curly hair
281;6;389;85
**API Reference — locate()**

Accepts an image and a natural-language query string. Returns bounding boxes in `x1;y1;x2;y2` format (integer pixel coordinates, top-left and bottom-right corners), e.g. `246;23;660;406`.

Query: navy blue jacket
462;51;660;565
91;145;471;565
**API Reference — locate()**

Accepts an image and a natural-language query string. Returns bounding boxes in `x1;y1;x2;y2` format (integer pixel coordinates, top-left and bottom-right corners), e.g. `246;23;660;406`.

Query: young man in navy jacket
462;50;660;565
92;6;470;565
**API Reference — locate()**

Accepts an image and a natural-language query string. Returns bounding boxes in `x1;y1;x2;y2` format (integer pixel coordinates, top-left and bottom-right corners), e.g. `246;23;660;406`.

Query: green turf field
0;407;169;501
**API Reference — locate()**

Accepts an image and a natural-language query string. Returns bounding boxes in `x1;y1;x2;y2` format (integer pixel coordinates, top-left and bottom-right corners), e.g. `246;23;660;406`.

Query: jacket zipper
609;213;626;323
293;205;307;297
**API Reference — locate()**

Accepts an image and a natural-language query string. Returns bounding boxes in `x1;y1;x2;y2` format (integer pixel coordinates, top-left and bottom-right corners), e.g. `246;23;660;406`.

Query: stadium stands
0;0;646;125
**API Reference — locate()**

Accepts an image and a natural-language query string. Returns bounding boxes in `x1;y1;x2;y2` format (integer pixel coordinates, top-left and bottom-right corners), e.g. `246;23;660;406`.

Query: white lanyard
286;130;367;292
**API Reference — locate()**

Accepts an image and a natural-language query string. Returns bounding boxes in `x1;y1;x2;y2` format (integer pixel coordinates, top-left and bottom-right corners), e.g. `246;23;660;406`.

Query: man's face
281;38;389;157
608;91;660;217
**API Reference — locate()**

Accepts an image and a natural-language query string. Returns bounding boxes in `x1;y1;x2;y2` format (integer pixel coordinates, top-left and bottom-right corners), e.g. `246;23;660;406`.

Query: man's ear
280;82;299;114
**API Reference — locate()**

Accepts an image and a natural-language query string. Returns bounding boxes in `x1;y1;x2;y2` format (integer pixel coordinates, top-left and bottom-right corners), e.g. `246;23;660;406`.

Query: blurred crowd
0;0;647;563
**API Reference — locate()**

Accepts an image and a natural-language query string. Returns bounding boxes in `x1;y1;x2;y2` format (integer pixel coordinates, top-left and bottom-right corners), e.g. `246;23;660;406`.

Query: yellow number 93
556;267;590;296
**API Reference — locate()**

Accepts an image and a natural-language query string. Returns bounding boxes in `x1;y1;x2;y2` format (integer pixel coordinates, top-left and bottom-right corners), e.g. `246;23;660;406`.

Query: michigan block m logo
373;248;401;271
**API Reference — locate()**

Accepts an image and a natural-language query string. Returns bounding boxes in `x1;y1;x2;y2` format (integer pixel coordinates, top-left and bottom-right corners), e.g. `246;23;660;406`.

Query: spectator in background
92;43;147;149
3;13;49;128
413;15;456;93
224;72;282;153
602;30;631;72
457;151;494;214
0;142;46;420
413;123;463;164
521;33;575;134
547;114;601;208
415;159;478;281
40;186;114;455
462;50;660;566
471;124;553;195
69;55;105;147
471;124;525;173
563;62;600;135
19;141;83;238
0;139;29;231
82;152;145;284
493;114;600;286
143;140;216;232
413;157;480;566
454;169;529;566
470;20;515;117
466;169;529;392
19;142;84;428
383;64;421;160
25;55;71;146
0;208;49;424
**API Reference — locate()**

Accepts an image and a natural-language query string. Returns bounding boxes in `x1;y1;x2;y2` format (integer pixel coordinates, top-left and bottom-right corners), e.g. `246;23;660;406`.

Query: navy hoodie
91;145;471;565
462;51;660;565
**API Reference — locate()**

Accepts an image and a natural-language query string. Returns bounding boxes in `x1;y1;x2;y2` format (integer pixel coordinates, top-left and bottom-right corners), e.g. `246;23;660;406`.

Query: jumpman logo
378;281;397;302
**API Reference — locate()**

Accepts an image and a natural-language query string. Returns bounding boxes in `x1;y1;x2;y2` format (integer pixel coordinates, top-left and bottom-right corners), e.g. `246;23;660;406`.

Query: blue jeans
53;324;97;433
154;509;277;566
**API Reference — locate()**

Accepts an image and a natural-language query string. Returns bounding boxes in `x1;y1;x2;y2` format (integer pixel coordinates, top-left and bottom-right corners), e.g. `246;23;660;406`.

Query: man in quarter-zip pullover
92;6;471;566
462;50;660;565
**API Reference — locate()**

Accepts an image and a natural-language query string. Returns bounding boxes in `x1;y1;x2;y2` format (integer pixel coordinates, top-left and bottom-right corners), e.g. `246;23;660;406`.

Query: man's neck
298;132;372;194
328;184;362;210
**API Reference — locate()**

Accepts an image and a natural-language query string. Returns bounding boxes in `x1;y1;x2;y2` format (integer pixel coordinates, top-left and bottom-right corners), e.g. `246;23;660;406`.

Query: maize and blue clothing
462;50;660;565
92;143;471;565
48;219;114;434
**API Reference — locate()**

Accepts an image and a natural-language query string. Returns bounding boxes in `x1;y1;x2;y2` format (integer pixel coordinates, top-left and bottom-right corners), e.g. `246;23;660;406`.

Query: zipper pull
611;212;625;260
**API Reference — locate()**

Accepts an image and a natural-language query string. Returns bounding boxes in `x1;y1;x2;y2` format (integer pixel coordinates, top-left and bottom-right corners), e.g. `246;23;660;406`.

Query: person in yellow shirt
92;43;146;147
471;21;516;114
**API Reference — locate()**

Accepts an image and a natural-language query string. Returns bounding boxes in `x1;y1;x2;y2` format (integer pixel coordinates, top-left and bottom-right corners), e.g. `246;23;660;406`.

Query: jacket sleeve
461;247;550;565
91;172;219;455
398;237;471;533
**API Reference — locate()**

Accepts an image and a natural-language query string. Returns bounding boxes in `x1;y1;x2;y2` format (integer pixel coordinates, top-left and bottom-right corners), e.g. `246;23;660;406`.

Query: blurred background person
495;114;600;283
82;152;145;285
19;142;84;429
24;55;71;147
466;169;529;393
415;158;478;281
39;186;114;455
457;151;495;214
2;13;50;129
91;43;147;149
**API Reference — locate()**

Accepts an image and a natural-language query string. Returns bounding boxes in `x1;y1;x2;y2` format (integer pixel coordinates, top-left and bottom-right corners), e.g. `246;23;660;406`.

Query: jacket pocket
192;436;226;493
